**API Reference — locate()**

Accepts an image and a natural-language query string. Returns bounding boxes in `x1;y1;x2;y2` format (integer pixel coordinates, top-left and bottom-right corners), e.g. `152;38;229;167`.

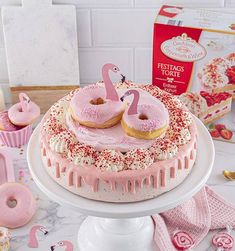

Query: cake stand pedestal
27;118;214;251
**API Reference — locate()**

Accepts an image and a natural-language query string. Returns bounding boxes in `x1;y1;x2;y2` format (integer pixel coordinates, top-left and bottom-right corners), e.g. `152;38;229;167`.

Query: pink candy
212;232;234;251
172;231;194;251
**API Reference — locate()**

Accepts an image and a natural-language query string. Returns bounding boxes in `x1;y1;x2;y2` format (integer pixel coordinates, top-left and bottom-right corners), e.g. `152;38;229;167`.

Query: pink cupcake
0;111;32;147
0;93;40;148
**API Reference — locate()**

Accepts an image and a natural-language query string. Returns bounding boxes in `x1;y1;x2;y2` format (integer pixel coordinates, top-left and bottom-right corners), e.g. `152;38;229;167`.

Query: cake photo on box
40;64;197;203
179;91;232;124
198;54;235;99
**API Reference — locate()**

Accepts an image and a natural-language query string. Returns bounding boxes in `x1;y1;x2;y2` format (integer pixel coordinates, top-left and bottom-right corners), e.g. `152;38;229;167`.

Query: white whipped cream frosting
125;149;154;170
68;148;95;166
166;128;191;146
49;131;76;154
179;93;207;117
0;227;10;245
202;72;229;89
96;150;125;172
150;139;178;161
50;100;69;123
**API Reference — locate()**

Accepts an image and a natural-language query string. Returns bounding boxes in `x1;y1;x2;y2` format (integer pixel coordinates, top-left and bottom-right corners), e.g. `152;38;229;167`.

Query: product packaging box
153;5;235;142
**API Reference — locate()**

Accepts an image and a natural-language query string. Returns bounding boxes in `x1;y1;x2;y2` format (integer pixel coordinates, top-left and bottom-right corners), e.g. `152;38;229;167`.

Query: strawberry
226;66;235;83
200;91;231;106
220;129;233;140
210;129;220;138
215;124;226;132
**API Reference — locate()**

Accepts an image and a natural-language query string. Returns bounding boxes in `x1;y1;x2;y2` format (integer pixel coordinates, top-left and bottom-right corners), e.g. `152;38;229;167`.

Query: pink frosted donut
0;183;36;228
8;93;40;126
70;85;124;129
0;111;19;131
121;90;169;140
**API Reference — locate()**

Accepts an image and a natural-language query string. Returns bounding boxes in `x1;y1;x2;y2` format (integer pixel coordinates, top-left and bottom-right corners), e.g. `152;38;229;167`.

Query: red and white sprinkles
68;143;96;166
212;232;234;251
42;82;193;172
169;108;192;130
96;150;125;172
172;231;194;251
150;139;178;160
166;127;191;146
125;148;154;170
49;130;76;153
199;54;235;90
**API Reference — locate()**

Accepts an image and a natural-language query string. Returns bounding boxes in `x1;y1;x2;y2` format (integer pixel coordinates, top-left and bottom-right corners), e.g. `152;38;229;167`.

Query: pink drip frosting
41;121;197;193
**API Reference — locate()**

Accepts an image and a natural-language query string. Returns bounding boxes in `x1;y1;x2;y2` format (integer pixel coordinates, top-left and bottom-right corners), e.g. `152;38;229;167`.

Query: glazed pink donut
121;90;169;140
8;93;40;126
70;63;125;129
0;182;36;229
70;85;124;128
0;111;19;131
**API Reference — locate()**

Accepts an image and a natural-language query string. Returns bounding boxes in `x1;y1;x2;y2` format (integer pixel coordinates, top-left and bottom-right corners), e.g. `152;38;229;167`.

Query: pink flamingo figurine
28;225;48;248
120;89;168;140
19;92;30;112
102;63;123;101
120;89;140;115
51;240;73;251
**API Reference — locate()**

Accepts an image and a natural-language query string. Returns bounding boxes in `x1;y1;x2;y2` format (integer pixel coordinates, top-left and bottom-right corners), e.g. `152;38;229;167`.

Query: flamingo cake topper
51;240;74;251
28;225;48;248
102;63;125;101
120;89;140;115
19;92;31;112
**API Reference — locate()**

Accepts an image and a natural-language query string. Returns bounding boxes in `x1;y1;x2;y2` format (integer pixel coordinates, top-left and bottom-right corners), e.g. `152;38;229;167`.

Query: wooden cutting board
2;0;80;112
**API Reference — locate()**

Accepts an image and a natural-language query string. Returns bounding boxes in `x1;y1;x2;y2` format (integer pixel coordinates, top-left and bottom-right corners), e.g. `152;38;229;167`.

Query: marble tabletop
6;138;235;251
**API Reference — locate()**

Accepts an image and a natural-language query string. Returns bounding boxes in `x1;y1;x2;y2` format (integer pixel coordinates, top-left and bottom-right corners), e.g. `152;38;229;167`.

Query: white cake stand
27;118;215;251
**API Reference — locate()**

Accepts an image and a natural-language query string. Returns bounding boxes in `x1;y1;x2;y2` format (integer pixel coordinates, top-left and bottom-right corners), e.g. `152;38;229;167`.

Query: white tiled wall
0;0;232;103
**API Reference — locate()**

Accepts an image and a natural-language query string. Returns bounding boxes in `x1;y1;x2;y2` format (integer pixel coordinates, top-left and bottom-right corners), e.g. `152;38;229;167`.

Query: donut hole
90;98;106;105
139;114;148;120
6;197;17;208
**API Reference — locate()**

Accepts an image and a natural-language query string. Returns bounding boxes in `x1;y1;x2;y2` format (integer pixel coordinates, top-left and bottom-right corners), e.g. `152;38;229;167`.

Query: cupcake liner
0;124;32;147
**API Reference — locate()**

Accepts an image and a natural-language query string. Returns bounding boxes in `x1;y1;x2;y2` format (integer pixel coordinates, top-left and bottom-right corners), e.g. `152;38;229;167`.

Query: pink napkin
152;185;235;250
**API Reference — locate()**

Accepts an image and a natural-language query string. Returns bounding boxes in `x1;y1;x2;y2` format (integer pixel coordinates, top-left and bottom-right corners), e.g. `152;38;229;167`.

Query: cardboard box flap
156;5;235;33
